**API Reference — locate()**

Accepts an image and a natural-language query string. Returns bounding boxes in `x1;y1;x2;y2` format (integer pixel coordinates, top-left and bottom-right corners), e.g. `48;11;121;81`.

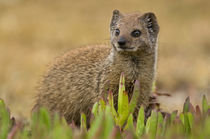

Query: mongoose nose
118;37;126;47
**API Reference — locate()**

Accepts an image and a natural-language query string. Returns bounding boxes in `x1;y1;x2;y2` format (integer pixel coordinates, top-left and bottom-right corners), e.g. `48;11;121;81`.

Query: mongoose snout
117;37;127;48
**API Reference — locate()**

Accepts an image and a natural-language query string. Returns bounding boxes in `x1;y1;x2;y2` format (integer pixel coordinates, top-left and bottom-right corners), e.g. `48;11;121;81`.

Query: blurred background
0;0;210;119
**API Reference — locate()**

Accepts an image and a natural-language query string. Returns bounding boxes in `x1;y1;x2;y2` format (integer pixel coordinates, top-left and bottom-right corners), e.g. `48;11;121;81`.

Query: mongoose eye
131;30;141;37
115;29;120;36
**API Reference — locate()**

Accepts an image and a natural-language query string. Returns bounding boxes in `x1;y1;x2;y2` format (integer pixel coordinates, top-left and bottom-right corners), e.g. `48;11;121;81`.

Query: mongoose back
33;10;159;126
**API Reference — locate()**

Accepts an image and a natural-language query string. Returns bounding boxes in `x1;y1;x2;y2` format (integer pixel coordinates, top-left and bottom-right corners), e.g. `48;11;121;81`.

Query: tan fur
33;10;159;126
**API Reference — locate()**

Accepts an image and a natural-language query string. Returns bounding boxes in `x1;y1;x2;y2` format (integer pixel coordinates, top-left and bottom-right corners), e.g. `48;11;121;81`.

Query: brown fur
32;10;160;126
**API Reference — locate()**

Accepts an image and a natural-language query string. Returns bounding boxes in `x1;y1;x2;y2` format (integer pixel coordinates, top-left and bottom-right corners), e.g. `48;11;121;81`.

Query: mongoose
33;10;159;126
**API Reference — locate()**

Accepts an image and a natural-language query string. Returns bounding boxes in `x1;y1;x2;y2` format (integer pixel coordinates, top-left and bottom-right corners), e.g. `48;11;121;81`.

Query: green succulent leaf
108;91;118;120
161;114;170;136
202;95;208;115
129;80;140;114
80;113;87;132
147;110;158;138
103;106;115;139
0;99;10;139
187;112;193;129
136;107;145;137
118;91;129;128
183;97;190;113
157;111;164;136
124;114;134;130
118;73;126;116
92;102;99;117
87;112;103;139
38;108;52;131
170;110;178;124
99;99;106;114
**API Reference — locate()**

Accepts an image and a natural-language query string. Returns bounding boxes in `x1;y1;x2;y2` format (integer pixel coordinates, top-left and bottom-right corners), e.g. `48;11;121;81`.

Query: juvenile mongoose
33;10;159;126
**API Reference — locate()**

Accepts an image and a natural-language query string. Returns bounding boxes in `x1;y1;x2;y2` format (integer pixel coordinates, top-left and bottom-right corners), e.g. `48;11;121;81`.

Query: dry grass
0;0;210;119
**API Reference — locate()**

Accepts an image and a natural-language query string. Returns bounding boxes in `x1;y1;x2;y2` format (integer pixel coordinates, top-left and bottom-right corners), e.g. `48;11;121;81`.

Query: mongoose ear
140;12;159;46
110;10;124;31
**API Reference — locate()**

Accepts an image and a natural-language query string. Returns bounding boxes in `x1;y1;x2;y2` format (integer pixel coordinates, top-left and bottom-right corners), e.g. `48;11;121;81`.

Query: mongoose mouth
116;46;136;52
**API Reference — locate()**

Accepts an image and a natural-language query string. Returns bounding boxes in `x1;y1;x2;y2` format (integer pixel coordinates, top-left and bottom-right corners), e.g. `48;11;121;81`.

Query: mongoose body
33;10;159;126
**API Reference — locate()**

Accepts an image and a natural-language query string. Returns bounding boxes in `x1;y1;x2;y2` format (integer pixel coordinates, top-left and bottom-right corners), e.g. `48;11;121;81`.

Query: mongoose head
110;10;159;53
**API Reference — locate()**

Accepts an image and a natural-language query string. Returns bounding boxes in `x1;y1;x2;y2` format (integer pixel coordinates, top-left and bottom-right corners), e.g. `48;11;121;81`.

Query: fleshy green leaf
103;106;114;139
129;80;140;114
202;95;208;115
183;97;190;113
157;112;164;136
108;91;118;121
147;111;158;138
145;117;151;134
124;114;134;130
136;107;145;137
50;114;72;139
180;113;184;125
118;73;126;115
161;114;170;136
180;112;191;134
187;112;193;129
87;112;103;138
80;113;87;132
92;102;99;117
184;113;191;134
39;108;52;131
118;91;129;128
99;99;106;114
0;99;10;139
170;110;178;124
